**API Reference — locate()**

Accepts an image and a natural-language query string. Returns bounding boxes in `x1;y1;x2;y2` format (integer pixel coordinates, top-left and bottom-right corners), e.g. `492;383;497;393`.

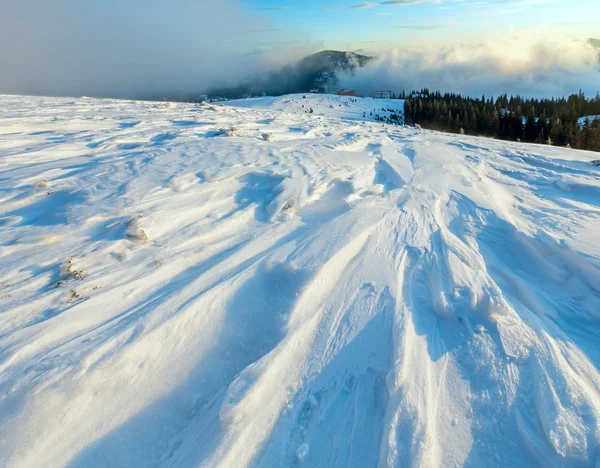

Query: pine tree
403;89;599;152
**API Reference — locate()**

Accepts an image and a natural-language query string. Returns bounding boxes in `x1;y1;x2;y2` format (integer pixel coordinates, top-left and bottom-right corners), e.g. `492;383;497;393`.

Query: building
336;88;356;97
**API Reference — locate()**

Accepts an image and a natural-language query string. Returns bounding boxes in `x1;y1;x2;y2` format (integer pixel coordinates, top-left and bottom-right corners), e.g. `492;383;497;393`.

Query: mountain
295;50;375;83
206;50;376;99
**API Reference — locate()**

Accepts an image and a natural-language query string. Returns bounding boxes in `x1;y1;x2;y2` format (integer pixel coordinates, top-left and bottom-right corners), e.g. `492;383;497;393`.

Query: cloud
340;34;600;98
0;0;299;99
353;0;441;7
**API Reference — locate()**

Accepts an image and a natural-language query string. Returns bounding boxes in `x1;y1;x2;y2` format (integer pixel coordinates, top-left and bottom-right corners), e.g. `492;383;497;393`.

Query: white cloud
353;0;441;7
340;34;600;98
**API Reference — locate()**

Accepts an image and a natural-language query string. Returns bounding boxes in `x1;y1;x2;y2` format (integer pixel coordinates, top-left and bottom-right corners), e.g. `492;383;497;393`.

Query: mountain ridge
205;50;376;99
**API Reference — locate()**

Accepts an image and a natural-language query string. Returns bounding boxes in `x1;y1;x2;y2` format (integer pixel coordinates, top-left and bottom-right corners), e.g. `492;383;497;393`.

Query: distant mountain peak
207;50;376;99
298;50;376;73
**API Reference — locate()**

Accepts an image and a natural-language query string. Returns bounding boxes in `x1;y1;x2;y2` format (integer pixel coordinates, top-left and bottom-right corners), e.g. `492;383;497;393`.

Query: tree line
404;89;600;153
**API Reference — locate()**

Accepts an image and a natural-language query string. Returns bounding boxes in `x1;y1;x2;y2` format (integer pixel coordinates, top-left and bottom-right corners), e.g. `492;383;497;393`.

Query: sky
0;0;598;99
244;0;600;52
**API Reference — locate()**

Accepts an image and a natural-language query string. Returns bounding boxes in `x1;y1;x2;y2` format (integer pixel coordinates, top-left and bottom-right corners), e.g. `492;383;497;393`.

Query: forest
403;89;600;153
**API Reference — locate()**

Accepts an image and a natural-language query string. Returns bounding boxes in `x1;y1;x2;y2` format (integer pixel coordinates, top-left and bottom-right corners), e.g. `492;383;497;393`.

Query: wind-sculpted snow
0;94;599;467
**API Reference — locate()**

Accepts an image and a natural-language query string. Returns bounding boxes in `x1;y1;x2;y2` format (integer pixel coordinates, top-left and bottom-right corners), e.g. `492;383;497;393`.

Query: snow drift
0;93;599;467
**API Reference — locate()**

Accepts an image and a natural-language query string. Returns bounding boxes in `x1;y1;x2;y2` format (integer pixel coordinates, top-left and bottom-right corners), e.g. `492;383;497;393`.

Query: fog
0;0;299;99
341;35;600;99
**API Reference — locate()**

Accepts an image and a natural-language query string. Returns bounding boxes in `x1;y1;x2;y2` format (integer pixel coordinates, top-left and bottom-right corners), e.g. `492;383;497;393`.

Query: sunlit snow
1;93;599;467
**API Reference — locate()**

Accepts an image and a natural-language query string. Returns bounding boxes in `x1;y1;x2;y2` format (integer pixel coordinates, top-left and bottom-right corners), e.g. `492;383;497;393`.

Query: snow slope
0;93;599;468
227;93;404;123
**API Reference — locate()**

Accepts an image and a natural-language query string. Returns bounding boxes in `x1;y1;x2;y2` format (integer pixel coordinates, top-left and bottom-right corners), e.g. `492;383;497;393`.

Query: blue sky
242;0;600;52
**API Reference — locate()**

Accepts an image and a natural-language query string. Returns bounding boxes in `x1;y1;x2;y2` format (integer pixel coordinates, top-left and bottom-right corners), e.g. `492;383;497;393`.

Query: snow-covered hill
227;93;404;123
0;93;599;468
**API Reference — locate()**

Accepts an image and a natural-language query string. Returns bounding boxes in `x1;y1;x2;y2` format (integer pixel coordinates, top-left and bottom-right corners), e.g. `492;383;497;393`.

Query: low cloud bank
0;0;298;99
341;36;600;98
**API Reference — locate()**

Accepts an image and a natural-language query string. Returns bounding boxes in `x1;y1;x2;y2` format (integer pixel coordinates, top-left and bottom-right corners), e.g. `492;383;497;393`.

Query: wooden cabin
336;88;356;96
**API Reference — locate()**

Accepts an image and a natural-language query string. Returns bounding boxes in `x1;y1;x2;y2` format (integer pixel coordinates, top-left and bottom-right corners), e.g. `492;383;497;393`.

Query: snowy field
0;93;599;467
227;94;405;123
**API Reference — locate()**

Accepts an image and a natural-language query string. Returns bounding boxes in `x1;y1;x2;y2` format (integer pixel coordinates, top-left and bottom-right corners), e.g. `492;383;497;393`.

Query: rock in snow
0;93;599;467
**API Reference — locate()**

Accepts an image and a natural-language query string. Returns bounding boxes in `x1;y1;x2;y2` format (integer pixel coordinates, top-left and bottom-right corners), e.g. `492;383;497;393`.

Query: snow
579;115;600;129
296;443;310;462
0;93;599;467
227;93;404;123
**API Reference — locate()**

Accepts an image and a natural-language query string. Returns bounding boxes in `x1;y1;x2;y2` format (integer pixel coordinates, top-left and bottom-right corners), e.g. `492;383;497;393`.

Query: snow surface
579;115;600;129
0;93;600;467
227;93;404;123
